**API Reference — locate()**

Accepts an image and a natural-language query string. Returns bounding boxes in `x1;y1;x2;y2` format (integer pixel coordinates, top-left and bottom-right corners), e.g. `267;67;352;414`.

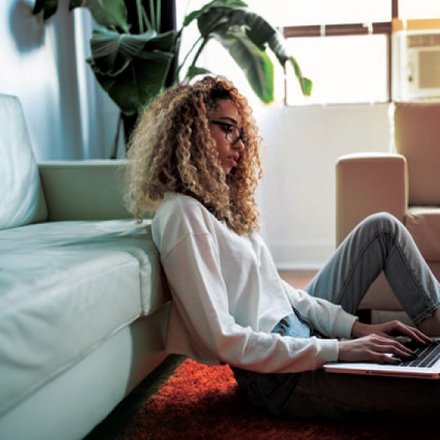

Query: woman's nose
233;138;245;151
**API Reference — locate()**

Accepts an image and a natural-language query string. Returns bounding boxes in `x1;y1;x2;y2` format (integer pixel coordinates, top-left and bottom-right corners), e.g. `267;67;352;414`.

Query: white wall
0;0;81;160
255;103;393;269
0;0;119;160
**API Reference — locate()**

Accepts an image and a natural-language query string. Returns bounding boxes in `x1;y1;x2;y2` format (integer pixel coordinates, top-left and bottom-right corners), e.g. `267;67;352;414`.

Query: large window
284;33;389;105
177;1;440;106
250;0;392;105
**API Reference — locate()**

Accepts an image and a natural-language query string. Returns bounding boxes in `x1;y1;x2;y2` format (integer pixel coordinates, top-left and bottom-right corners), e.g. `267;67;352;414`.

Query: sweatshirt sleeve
161;231;343;374
282;280;358;339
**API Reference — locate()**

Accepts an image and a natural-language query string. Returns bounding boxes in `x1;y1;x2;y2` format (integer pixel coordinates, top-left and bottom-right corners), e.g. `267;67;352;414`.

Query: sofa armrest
38;160;134;221
336;153;408;245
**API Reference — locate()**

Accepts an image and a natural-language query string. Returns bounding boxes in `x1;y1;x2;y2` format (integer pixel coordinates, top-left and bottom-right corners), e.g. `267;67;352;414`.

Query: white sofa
0;94;171;440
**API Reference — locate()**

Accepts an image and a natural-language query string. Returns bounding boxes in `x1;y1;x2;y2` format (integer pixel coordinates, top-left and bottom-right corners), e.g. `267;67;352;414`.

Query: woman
125;76;440;421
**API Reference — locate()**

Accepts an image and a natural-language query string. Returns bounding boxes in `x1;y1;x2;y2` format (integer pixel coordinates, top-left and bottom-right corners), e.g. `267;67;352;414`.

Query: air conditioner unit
393;30;440;101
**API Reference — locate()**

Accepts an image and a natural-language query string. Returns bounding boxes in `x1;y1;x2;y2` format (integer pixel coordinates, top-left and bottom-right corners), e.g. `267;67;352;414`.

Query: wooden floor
279;269;317;289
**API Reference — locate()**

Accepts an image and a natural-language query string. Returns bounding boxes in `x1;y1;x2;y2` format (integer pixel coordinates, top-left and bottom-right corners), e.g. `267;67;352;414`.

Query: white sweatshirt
152;193;358;374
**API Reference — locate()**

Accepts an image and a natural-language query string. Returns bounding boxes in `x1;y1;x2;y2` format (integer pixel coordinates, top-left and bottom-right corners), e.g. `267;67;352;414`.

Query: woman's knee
360;212;401;234
347;212;405;247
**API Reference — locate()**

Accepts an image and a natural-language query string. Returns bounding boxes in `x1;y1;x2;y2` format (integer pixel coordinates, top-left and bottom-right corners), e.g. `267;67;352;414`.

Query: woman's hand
339;334;413;363
352;320;432;344
338;320;433;364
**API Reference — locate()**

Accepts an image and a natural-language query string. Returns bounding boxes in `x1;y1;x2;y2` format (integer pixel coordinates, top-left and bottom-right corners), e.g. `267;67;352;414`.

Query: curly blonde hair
124;76;263;235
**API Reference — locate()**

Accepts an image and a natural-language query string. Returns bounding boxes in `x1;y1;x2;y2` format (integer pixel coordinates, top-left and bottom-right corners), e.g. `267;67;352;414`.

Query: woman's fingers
338;334;416;363
366;335;414;360
339;321;437;364
399;325;433;345
376;320;433;345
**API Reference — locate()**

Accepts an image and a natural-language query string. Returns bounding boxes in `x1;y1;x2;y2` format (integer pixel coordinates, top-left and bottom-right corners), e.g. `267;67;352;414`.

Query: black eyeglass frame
209;120;247;146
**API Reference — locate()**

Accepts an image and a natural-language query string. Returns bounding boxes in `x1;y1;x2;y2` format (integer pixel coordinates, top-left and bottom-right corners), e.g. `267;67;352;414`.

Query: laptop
323;338;440;379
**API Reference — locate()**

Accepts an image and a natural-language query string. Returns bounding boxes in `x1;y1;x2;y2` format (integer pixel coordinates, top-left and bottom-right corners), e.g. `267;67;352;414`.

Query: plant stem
183;36;210;80
177;16;223;80
170;30;182;85
156;0;161;33
135;0;145;33
176;33;205;78
142;8;153;32
149;0;157;31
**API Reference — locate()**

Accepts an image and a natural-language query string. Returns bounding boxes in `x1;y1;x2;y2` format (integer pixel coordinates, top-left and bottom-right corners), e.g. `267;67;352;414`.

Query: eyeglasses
210;120;247;146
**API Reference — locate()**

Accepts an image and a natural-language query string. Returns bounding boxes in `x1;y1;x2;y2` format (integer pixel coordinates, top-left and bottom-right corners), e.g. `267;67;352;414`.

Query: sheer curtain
73;9;122;159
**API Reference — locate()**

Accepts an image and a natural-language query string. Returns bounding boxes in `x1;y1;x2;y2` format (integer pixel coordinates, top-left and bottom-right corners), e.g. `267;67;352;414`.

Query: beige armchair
336;101;440;324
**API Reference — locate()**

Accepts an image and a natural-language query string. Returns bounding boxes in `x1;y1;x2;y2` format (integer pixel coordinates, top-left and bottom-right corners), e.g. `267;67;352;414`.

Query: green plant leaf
185;66;213;81
196;6;274;45
214;30;274;103
183;0;248;27
268;33;312;96
89;27;174;74
32;0;59;20
288;56;312;96
193;5;277;103
195;4;312;98
90;56;174;115
69;0;129;32
88;27;175;114
218;8;275;51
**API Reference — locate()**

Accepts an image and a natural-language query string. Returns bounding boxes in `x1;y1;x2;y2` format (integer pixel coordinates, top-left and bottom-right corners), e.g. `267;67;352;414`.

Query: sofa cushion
0;219;169;416
0;95;48;230
394;101;440;206
405;207;440;262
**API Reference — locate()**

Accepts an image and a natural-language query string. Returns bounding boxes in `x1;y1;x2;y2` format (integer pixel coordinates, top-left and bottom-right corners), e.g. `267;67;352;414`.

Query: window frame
279;0;399;105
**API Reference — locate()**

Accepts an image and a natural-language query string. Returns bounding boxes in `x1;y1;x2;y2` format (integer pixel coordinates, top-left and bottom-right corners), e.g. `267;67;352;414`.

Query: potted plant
33;0;311;150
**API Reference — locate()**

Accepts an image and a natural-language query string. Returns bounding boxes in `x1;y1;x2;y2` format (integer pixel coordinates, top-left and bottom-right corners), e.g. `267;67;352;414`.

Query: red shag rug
116;359;438;440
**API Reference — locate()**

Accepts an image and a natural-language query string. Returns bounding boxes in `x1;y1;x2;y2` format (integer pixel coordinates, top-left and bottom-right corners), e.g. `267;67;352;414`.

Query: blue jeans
306;212;440;325
233;213;440;420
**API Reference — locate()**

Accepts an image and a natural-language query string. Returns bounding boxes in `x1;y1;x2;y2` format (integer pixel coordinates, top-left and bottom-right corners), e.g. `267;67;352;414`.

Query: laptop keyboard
399;341;440;368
